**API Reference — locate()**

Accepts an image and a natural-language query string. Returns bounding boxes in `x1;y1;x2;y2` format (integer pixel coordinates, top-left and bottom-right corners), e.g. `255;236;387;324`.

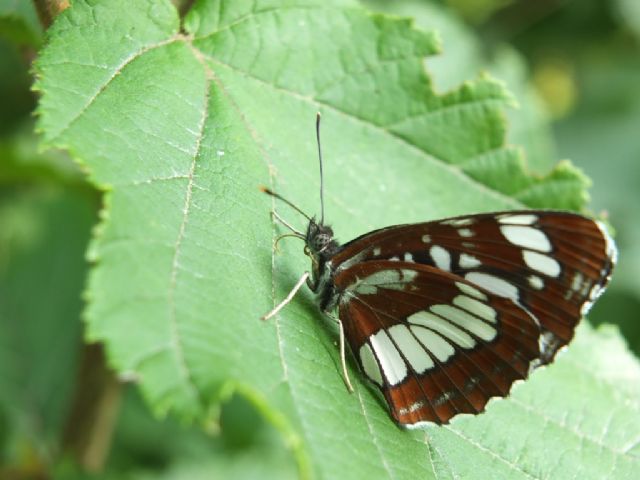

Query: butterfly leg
261;271;310;321
325;311;354;393
271;210;305;237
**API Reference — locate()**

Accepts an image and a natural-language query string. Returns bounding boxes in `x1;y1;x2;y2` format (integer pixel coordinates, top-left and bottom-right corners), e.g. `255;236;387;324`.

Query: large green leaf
34;0;639;478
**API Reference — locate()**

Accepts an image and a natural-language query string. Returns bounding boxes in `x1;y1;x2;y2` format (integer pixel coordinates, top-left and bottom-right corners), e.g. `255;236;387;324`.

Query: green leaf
362;0;557;174
34;0;638;478
53;389;298;479
427;323;640;479
616;0;640;39
0;0;42;46
0;124;84;185
0;36;37;133
0;186;95;466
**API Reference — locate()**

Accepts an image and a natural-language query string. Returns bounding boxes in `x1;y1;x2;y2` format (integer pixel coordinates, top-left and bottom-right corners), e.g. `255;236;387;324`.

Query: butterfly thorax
305;219;341;310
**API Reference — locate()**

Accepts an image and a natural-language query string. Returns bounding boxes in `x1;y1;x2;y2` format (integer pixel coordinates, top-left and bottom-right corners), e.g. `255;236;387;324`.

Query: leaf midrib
444;426;538;479
164;64;212;409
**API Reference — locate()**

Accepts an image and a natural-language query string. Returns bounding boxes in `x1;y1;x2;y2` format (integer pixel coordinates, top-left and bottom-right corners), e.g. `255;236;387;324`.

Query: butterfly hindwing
334;260;541;426
331;210;616;362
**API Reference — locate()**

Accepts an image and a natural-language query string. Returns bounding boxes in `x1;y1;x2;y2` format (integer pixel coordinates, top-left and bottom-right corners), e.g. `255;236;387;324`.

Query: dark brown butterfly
262;114;616;427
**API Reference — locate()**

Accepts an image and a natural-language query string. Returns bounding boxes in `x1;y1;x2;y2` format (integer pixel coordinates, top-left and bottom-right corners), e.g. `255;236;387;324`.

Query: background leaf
0;0;42;46
554;52;640;356
33;0;639;478
0;185;94;472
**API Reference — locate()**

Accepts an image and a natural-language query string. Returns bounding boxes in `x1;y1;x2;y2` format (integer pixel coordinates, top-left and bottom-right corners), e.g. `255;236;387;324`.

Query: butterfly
261;113;617;427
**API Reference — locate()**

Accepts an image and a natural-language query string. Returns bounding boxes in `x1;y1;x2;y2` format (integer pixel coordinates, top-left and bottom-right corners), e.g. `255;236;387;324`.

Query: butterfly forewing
334;260;541;425
331;210;616;362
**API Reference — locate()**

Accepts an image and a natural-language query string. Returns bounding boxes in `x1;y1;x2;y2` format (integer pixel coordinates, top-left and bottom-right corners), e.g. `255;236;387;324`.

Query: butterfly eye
316;235;331;251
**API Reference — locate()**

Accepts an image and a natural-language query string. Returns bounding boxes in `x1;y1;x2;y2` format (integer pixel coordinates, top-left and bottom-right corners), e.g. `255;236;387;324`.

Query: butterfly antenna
316;112;325;225
260;186;312;221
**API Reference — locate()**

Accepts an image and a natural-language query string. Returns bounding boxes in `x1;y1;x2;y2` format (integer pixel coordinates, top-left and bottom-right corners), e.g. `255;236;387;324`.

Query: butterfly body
301;210;616;426
304;219;341;311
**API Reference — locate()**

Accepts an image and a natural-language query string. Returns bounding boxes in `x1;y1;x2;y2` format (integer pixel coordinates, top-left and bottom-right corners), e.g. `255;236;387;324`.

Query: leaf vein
165;61;212;407
355;388;396;479
382;98;506;129
52;36;178;140
428;438;459;480
560;357;640;409
444;426;539;479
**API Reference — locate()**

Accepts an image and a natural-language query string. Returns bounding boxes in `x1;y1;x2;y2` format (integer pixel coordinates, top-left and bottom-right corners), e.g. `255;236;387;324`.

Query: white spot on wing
581;299;594;315
348;269;418;296
566;271;584;299
442;218;474;226
455;282;487;301
589;283;605;301
465;272;519;302
408;311;475;348
498;214;538;225
370;330;407;385
431;305;497;341
399;400;427;416
403;252;414;262
579;278;592;297
529;275;544;290
388;325;434;373
457;228;475;238
523;251;561;277
453;295;497;323
421;234;431;244
359;343;383;386
596;221;618;264
336;249;368;272
581;282;607;316
571;271;584;293
410;325;455;362
430;245;451;271
500;225;552;252
459;253;482;269
373;247;381;256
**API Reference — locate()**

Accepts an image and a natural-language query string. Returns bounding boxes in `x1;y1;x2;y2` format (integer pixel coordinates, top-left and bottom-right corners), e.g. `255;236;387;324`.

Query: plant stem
61;343;122;473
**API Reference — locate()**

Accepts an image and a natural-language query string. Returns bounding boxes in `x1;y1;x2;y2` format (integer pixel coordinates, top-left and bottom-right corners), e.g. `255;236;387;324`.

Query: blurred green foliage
0;0;638;478
483;0;640;353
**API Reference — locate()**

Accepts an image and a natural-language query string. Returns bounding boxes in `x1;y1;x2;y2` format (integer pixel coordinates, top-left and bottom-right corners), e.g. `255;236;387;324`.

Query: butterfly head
305;218;340;264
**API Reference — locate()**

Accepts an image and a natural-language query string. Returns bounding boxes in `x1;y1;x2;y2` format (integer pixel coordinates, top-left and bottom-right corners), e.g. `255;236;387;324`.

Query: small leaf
34;0;638;478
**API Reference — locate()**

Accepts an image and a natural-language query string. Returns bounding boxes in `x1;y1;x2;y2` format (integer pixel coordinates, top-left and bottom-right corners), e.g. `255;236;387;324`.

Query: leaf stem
61;343;122;473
